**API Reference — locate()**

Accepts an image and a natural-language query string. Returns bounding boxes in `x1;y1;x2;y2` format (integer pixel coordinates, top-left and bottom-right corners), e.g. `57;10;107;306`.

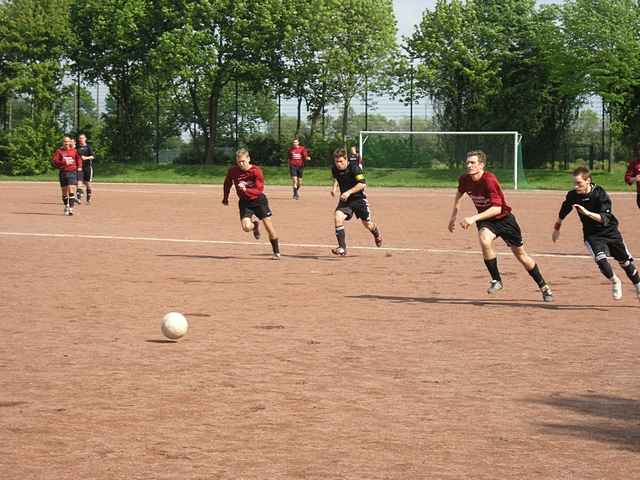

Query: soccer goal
358;131;525;189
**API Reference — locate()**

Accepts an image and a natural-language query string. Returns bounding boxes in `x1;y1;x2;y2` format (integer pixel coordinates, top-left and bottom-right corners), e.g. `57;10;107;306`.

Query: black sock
63;195;69;207
596;258;614;279
69;196;75;208
527;263;547;288
336;226;346;250
620;259;640;284
269;238;279;254
87;188;92;200
371;226;380;238
484;258;501;282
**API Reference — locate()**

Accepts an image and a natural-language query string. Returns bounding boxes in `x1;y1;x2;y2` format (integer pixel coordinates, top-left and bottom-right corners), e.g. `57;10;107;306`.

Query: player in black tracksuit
330;148;382;256
552;166;640;300
76;134;95;204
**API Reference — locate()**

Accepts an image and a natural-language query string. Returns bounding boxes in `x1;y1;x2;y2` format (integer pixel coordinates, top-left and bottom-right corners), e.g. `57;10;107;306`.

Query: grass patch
0;163;634;191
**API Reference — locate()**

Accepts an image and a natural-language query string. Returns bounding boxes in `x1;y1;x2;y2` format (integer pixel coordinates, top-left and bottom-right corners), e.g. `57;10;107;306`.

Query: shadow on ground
346;294;621;311
528;394;640;452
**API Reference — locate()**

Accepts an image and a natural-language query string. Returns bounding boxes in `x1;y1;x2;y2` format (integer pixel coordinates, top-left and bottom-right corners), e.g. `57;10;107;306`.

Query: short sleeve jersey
288;146;308;167
332;162;366;200
457;171;511;219
77;143;94;167
558;184;619;239
624;159;640;192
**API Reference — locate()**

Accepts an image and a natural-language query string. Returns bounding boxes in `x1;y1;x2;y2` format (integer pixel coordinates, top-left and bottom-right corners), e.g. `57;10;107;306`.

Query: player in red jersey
287;137;310;200
223;148;281;259
448;150;553;301
624;143;640;210
51;135;83;216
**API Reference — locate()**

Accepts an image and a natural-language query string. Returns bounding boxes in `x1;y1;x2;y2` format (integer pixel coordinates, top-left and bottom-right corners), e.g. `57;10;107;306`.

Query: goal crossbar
359;131;522;189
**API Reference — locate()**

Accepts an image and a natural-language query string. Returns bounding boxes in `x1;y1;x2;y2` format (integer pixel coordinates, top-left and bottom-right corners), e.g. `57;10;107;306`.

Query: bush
246;135;281;166
0;118;61;175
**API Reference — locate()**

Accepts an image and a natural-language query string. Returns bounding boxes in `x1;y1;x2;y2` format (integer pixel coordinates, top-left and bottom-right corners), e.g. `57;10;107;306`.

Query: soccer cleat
374;231;383;247
331;247;346;257
252;220;261;240
68;208;74;216
272;252;281;260
612;277;622;300
63;206;70;216
487;280;503;294
541;285;554;303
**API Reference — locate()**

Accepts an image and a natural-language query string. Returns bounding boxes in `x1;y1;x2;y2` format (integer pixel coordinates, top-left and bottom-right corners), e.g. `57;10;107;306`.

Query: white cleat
487;280;503;294
612;276;622;300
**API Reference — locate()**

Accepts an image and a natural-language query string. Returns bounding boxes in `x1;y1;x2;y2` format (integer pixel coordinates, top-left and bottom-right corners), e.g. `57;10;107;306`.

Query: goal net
358;131;527;189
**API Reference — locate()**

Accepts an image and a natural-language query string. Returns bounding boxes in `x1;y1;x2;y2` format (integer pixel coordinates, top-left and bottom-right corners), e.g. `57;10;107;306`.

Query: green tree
325;0;397;142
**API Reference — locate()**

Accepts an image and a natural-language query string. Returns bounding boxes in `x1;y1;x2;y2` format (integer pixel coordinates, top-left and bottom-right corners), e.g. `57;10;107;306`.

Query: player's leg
297;169;303;197
478;227;502;293
354;198;382;247
261;217;280;259
586;239;621;299
636;192;640;210
332;209;349;256
510;246;553;302
84;165;93;204
609;239;640;299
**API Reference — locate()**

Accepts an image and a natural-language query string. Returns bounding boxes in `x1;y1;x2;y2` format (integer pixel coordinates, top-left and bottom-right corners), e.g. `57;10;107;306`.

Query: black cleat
331;247;346;256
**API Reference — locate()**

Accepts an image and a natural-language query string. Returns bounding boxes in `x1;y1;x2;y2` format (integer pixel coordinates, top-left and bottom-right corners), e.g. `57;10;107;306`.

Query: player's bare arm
331;179;338;197
340;182;365;201
460;206;502;230
552;218;563;242
448;191;464;232
573;204;603;223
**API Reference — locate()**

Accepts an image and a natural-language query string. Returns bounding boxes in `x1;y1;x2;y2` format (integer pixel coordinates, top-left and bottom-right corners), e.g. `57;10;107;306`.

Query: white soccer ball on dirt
161;312;189;340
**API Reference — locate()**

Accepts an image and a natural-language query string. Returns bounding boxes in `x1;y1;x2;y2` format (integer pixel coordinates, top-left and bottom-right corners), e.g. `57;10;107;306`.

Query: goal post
359;131;525;189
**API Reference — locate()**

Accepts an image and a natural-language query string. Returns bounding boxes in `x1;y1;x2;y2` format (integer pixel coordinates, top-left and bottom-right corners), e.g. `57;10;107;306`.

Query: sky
393;0;564;40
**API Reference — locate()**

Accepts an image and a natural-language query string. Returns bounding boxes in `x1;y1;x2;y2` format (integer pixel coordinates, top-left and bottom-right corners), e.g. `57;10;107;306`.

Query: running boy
448;150;553;301
287;137;310;200
51;135;83;216
624;143;640;210
552;166;640;300
223;148;281;259
330;148;382;256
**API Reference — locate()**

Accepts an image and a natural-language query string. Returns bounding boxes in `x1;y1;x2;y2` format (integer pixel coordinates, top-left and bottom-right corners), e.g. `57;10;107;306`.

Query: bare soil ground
1;181;639;479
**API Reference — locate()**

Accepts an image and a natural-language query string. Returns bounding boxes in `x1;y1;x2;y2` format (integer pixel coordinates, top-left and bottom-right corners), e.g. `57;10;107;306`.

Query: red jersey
52;147;82;172
457;171;511;219
288;145;308;167
624;159;640;192
223;164;265;201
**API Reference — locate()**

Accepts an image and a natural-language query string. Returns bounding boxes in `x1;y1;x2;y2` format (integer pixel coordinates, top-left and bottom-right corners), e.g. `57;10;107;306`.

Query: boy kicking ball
223;148;281;259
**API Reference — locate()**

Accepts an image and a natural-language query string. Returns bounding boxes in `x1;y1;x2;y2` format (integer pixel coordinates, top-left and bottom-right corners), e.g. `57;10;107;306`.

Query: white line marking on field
0;231;593;259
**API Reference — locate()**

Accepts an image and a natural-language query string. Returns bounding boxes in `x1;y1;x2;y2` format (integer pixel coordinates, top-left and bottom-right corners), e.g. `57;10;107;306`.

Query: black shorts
58;171;77;187
477;213;523;247
81;161;93;182
336;196;371;222
289;165;304;178
239;194;272;220
585;232;633;263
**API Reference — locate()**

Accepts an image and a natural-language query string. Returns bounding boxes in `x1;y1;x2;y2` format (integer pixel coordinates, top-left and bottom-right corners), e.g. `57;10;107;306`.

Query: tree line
0;0;638;174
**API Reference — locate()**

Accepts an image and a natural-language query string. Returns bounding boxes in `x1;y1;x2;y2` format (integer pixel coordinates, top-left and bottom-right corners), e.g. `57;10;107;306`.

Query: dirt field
1;181;639;479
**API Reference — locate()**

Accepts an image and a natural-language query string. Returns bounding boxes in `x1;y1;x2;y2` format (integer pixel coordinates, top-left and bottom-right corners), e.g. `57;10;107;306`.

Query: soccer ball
161;312;189;340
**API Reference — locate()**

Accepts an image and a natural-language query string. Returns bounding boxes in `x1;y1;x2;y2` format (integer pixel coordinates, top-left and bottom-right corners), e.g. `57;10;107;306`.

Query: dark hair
466;150;487;164
334;148;347;159
572;166;592;180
